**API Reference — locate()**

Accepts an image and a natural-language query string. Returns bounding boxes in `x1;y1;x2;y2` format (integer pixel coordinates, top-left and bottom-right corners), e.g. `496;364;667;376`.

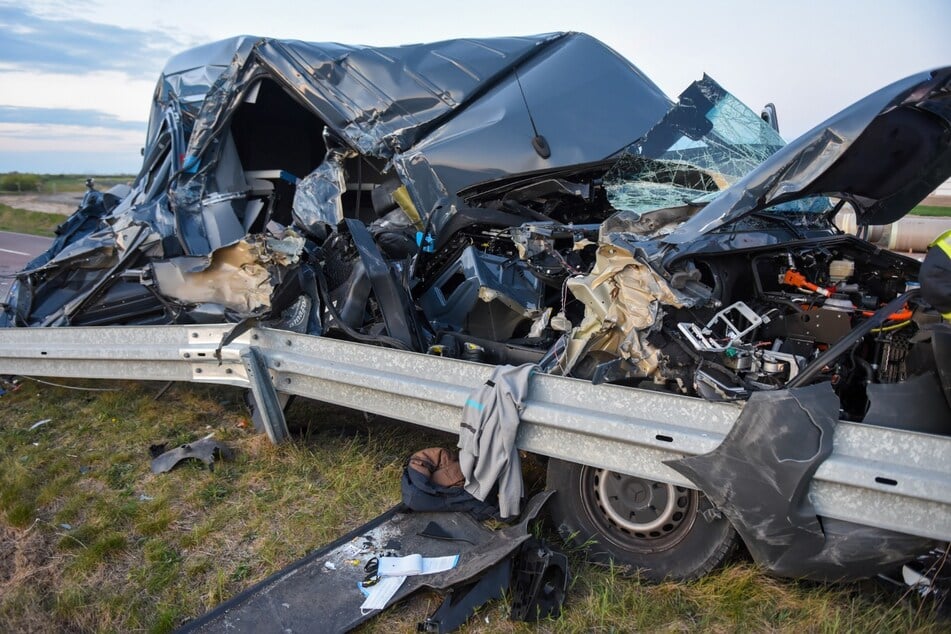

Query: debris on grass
150;435;234;474
28;419;51;431
0;379;946;632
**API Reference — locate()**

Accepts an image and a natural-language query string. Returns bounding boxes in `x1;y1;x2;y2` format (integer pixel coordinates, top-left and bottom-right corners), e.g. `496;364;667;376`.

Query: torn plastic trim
150;435;234;473
345;218;426;351
667;383;937;581
178;491;553;633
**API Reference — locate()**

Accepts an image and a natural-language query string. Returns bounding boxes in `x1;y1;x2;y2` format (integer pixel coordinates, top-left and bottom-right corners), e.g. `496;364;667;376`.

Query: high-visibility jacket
922;228;951;320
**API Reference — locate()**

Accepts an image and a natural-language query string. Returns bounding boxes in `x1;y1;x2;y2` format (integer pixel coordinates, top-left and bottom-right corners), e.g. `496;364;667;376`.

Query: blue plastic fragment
182;155;200;173
415;232;435;253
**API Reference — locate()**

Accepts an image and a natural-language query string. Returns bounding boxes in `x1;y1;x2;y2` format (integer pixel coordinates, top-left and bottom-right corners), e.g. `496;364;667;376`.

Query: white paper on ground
377;554;460;577
359;575;406;614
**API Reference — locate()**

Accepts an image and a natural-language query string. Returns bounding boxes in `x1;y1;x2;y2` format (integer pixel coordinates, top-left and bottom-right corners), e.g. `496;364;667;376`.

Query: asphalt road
0;231;53;299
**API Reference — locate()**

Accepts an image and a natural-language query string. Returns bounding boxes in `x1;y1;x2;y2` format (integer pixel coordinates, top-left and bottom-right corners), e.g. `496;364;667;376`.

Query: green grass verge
0;378;944;633
1;173;134;194
0;204;61;237
910;205;951;217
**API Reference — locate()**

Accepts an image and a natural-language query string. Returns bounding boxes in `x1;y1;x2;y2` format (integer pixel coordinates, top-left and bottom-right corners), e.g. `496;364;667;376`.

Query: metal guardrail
0;324;948;542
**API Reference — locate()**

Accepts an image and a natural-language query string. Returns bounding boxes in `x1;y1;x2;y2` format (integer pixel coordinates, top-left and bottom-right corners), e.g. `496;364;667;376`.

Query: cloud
0;106;145;130
0;68;156;122
0;4;185;77
0;122;144;152
0;122;144;173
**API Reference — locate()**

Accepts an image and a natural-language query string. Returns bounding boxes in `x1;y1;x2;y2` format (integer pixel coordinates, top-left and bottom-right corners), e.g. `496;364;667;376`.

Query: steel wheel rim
581;466;697;550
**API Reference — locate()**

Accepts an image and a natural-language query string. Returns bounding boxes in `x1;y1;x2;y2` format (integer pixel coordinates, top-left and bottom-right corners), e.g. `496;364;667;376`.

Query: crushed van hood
664;67;951;244
165;32;672;255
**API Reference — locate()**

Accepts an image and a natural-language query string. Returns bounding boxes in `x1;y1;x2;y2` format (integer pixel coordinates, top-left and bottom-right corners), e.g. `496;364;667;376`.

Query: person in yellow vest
921;228;951;320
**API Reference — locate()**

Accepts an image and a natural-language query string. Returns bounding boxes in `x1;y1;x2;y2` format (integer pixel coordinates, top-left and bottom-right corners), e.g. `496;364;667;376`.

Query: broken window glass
603;78;787;215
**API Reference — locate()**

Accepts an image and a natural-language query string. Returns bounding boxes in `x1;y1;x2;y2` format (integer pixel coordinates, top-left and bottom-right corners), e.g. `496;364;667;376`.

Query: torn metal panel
561;243;685;376
166;32;667;252
404;33;670;234
148;35;258;149
152;232;304;314
291;144;352;235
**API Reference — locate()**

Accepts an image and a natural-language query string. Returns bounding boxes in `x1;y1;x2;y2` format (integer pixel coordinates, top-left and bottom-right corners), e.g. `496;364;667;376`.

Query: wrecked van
2;32;949;583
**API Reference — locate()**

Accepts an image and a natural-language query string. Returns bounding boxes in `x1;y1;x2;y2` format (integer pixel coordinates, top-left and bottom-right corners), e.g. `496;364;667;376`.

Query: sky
0;0;949;174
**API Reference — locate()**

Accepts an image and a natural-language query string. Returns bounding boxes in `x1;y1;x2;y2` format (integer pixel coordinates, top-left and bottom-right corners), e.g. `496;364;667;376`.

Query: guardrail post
241;345;290;443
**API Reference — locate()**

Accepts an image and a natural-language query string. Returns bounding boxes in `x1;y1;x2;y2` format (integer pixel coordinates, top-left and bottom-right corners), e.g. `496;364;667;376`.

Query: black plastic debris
509;538;569;622
177;492;554;633
667;383;938;581
418;536;569;632
150;436;234;474
417;560;511;633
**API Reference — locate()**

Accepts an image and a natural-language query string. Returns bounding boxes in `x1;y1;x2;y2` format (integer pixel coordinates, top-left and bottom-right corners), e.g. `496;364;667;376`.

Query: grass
910;205;951;217
0;203;61;237
0;377;945;633
0;173;134;194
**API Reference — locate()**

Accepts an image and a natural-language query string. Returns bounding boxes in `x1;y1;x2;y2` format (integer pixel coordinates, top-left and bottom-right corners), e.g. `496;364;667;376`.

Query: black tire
546;458;737;582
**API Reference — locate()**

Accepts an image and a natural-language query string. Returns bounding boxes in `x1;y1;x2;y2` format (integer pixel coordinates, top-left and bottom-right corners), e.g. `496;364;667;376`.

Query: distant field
0;203;61;237
910;205;951;217
0;173;134;194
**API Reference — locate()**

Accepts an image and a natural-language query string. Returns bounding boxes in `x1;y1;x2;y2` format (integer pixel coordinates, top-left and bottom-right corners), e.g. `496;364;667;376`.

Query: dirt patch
0;193;82;215
0;525;14;583
0;523;56;587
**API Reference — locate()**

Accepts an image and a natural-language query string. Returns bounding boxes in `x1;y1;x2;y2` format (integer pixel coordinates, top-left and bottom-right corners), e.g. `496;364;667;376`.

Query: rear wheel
546;458;737;582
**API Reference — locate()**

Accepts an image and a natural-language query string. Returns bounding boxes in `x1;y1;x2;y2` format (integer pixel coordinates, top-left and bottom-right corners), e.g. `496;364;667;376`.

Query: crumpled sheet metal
180;34;561;172
172;32;670;251
563;243;683;375
291;149;351;233
151;232;304;314
150;436;234;474
147;36;258;150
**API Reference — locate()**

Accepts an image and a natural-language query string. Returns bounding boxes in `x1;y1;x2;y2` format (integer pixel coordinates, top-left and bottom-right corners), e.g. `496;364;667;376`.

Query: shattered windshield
604;78;793;214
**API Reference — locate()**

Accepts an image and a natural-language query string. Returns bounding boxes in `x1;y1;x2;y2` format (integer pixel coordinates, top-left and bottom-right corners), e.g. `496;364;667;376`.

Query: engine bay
385;183;946;429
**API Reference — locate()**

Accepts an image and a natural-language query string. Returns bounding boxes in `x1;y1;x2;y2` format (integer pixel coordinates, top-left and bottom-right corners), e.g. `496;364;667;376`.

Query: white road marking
0;247;29;256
